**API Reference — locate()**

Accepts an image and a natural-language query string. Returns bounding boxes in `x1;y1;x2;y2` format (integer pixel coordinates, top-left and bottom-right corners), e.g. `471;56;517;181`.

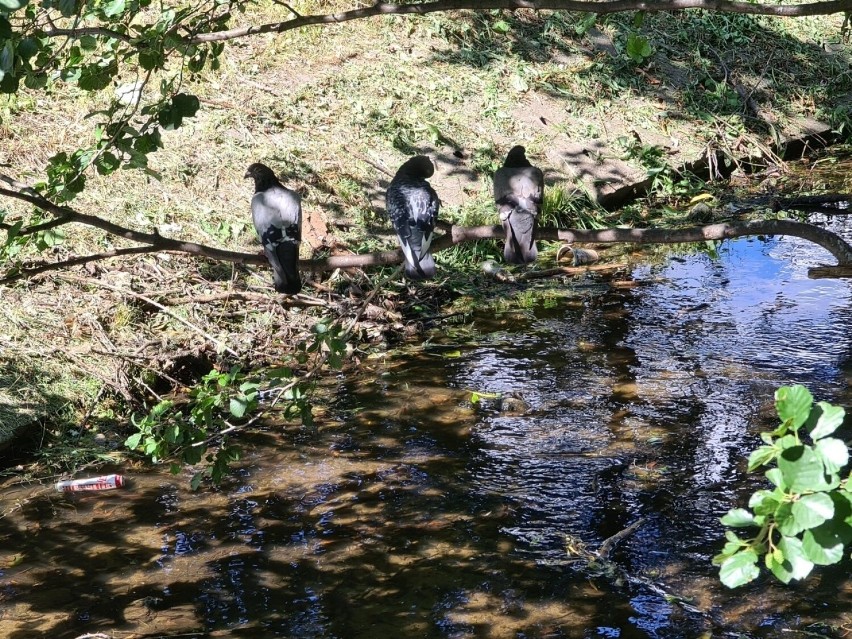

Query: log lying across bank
2;173;852;283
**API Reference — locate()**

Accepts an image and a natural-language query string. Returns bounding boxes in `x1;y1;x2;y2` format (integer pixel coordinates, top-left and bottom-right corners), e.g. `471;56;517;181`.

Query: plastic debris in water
55;474;125;492
557;245;599;266
570;248;599;266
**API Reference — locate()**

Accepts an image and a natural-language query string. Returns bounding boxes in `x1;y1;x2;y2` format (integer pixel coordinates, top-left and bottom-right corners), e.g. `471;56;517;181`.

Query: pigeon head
503;146;532;168
397;155;435;179
245;162;280;191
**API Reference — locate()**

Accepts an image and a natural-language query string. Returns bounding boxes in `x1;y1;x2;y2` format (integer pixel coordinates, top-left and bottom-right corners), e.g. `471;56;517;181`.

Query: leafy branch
122;267;397;489
715;385;851;588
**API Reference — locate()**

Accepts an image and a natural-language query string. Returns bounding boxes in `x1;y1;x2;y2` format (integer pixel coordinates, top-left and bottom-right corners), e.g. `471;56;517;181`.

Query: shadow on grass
417;9;850;205
430;9;849;137
0;360;75;464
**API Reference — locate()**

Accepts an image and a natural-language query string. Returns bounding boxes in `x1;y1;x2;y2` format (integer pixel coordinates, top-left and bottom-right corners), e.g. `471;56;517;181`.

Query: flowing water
1;197;851;637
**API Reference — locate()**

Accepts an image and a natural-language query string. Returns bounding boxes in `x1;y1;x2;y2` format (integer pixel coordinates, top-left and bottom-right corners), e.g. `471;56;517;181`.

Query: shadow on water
1;214;851;636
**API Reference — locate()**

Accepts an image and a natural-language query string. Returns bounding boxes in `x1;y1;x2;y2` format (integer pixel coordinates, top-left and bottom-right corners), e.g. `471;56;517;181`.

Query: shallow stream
1;205;851;637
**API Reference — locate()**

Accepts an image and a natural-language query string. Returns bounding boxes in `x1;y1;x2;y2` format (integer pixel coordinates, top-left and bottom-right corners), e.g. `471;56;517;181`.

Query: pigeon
245;162;302;295
385;155;440;280
494;146;544;264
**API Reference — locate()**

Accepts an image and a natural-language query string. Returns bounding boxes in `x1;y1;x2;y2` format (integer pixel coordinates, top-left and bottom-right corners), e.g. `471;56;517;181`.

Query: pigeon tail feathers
503;211;538;264
268;241;302;295
402;248;436;280
397;226;436;280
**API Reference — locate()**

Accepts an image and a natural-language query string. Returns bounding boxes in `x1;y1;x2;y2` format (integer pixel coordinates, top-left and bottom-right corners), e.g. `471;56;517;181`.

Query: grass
0;1;850;468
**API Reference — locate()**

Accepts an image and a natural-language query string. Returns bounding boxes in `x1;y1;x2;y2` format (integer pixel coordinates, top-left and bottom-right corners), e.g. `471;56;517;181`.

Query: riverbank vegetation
0;1;850;488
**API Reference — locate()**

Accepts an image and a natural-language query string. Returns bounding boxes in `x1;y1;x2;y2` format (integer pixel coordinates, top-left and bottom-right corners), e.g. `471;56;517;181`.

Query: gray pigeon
385;156;440;280
245;162;302;295
494;146;544;264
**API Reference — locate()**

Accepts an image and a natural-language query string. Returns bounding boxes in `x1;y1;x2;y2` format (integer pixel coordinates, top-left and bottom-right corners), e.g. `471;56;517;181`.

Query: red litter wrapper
55;474;125;492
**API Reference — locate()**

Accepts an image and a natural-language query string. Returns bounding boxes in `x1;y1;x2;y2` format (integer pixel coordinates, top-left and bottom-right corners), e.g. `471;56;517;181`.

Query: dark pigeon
385;155;440;280
494;146;544;264
245;162;302;295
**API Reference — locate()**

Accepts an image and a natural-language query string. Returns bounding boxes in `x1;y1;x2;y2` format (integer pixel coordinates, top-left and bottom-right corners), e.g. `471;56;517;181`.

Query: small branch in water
772;193;851;214
597;517;645;559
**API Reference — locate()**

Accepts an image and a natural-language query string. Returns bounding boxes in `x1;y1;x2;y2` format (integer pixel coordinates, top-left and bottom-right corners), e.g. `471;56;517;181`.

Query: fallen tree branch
432;220;852;266
0;185;265;267
22;0;852;50
3;179;851;283
187;0;852;44
772;194;851;214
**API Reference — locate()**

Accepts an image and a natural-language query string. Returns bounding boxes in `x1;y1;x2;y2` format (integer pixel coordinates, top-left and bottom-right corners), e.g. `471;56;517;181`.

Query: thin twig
56;274;240;357
2;247;154;283
350;150;395;177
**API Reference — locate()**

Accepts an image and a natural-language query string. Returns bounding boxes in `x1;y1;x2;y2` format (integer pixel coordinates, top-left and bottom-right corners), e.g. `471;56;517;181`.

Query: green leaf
40;227;66;248
814;437;849;474
802;523;846;565
78;35;98;50
832;492;852;543
720;508;756;527
790;493;834;531
16;37;38;61
778;445;833;492
0;70;20;93
626;34;652;63
769;535;814;583
776;434;798;450
808;402;846;440
133;129;162;154
0;16;11;38
492;19;510;34
190;472;203;491
575;12;596;35
103;0;124;17
229;396;249;418
718;549;760;588
138;48;165;71
0;41;13;73
23;72;47;90
747;445;776;471
0;0;28;11
157;93;200;130
151;399;174;418
95;151;120;175
57;0;76;17
776;502;801;536
124;432;142;449
4;218;23;240
78;62;116;91
748;489;781;516
765;467;786;489
184;445;203;465
174;92;200;117
775;385;813;431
